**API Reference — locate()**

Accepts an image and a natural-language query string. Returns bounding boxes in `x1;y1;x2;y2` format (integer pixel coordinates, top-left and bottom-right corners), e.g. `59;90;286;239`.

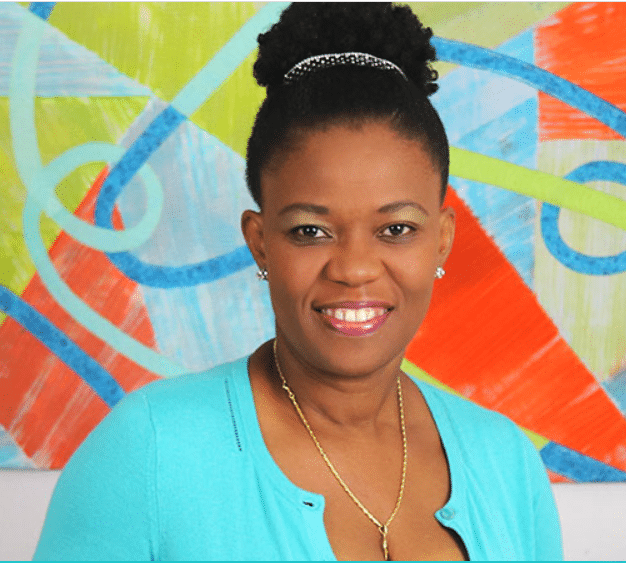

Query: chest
278;442;468;560
154;436;531;561
256;408;466;560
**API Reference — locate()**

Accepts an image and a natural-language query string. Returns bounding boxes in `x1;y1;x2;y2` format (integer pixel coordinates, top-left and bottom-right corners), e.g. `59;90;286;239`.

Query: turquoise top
35;356;562;560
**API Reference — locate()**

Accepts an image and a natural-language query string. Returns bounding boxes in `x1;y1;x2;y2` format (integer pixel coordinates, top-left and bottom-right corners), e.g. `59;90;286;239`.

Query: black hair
246;2;449;208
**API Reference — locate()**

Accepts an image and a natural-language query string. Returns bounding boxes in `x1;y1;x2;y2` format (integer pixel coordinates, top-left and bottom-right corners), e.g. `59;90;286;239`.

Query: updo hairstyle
246;2;449;208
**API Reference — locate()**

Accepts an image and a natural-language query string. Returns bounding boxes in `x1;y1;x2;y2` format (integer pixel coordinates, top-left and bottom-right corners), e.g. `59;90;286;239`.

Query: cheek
266;244;326;312
386;241;439;289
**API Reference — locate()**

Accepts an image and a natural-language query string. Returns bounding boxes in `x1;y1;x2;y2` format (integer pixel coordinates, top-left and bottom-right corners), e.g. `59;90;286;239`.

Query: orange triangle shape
406;187;626;470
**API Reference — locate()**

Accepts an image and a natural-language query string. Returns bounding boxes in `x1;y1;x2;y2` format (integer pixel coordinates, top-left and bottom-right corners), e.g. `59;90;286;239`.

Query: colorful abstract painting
1;2;625;482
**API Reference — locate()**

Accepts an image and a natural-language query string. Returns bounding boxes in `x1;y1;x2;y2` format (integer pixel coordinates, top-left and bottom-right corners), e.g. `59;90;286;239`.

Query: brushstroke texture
0;285;125;407
536;3;626;140
406;188;626;472
0;3;152;96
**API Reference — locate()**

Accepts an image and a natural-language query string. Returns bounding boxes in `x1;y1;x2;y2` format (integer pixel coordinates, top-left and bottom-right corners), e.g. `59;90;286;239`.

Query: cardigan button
439;507;455;520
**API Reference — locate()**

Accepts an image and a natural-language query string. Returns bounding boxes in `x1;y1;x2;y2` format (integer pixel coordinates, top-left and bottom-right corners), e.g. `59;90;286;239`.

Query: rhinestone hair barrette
283;51;408;84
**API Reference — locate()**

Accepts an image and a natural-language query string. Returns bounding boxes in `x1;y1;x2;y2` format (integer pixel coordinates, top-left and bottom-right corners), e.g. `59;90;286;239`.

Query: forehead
261;122;442;213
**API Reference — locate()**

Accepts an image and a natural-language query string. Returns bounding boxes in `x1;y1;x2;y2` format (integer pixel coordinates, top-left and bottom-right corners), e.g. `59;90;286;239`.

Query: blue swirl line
540;441;626;482
434;37;626;275
92;4;289;288
28;2;55;20
541;162;626;275
433;37;626;139
105;246;254;289
0;285;125;408
95;29;626;287
92;105;255;287
94;106;185;230
11;8;186;377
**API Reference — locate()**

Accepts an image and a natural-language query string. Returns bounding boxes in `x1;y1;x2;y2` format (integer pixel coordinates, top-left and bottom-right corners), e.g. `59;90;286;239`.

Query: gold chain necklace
272;339;407;561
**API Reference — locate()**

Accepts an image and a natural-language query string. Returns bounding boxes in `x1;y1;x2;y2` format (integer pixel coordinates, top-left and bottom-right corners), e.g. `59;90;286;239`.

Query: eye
291;225;329;239
381;224;415;237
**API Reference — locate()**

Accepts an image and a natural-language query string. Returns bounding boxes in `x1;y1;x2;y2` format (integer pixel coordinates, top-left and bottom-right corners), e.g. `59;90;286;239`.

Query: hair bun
254;2;438;95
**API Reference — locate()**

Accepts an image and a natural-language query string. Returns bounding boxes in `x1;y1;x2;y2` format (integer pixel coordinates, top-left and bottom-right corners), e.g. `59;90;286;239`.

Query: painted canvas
0;2;625;482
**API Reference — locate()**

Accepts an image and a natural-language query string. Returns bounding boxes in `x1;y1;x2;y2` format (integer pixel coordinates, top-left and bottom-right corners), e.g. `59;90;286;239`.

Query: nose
324;234;384;287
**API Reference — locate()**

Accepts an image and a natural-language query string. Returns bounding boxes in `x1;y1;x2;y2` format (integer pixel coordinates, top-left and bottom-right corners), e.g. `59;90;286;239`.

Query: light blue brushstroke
116;114;275;371
9;7;45;187
0;3;152;96
603;367;626;416
0;425;35;469
21;194;186;376
433;29;538;287
93;4;290;288
31;142;164;252
432;29;536;144
451;97;538;286
11;8;185;377
171;1;289;116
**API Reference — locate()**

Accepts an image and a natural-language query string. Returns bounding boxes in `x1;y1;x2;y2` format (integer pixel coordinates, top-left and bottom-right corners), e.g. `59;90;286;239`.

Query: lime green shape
409;2;571;78
534;140;626;382
190;50;263;158
49;3;261;103
450;146;626;232
522;428;551;452
401;358;550;450
0;96;149;324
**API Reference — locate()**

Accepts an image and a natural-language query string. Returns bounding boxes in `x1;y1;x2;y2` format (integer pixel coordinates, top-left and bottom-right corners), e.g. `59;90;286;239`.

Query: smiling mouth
316;306;392;336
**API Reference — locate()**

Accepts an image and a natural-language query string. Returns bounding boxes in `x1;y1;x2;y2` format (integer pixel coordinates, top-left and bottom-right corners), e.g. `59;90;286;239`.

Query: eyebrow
278;203;330;216
277;200;429;216
378;201;429;215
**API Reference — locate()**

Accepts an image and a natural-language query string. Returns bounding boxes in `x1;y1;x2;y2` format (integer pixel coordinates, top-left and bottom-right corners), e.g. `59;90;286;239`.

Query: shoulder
414;377;530;449
412;377;546;485
91;356;250;457
413;379;562;559
130;355;248;414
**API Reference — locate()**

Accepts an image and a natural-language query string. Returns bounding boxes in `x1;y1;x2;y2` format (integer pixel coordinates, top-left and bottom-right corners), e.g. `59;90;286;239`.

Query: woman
34;3;561;560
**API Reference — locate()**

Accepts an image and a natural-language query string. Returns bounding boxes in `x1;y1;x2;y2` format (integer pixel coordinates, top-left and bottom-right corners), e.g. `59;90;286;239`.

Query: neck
270;336;403;430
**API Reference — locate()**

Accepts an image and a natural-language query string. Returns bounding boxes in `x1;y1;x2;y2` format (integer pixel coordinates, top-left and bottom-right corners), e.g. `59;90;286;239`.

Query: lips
315;302;392;336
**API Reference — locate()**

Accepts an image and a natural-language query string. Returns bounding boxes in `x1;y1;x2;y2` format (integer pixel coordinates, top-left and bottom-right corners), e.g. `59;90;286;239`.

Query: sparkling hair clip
283;51;408;84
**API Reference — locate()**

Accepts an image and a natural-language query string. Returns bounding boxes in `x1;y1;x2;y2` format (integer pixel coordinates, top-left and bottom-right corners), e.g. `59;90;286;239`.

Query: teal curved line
35;143;164;252
10;11;164;253
9;10;43;187
171;2;289;116
22;195;185;377
11;9;185;377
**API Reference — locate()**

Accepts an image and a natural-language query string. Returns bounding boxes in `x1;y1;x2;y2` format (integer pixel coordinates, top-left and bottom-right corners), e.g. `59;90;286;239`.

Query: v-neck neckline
228;355;468;560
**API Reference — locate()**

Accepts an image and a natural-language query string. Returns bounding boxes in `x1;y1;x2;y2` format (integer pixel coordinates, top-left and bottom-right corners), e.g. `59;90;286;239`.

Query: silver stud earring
256;268;268;281
435;266;445;279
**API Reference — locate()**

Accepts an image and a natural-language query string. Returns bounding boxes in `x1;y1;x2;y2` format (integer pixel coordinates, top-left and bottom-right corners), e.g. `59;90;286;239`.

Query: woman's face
242;120;455;377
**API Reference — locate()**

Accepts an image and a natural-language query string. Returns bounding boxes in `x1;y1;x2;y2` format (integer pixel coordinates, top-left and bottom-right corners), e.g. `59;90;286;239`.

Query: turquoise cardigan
35;356;562;560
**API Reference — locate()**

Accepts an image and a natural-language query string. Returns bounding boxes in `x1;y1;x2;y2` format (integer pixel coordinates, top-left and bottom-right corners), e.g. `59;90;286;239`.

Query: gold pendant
380;524;389;560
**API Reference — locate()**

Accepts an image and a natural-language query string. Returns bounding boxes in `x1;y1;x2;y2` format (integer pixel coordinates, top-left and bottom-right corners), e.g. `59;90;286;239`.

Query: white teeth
356;309;368;322
321;307;388;322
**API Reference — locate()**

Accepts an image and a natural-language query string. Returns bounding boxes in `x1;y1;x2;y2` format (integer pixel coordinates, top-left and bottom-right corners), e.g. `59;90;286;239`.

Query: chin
308;327;416;379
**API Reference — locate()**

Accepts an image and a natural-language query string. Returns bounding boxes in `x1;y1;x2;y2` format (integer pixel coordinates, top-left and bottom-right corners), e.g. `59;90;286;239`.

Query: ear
241;209;267;269
437;206;455;265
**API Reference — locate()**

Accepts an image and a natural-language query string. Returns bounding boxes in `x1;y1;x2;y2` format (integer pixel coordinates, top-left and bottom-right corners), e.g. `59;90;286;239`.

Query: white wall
552;483;626;560
0;471;60;561
1;471;625;561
